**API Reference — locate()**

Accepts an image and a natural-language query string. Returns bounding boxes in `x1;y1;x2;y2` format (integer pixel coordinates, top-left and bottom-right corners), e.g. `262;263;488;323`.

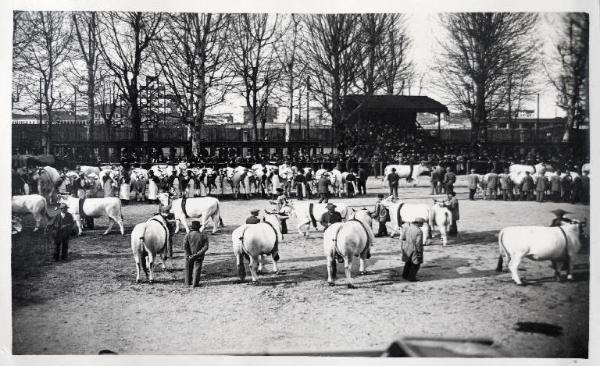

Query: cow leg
174;219;181;233
103;217;115;236
271;254;279;273
147;252;155;283
257;255;264;274
551;260;561;281
236;253;246;282
116;217;125;236
75;218;83;236
359;257;367;275
181;218;191;234
33;212;42;232
439;227;448;247
422;224;431;245
326;255;335;286
157;252;167;271
248;256;259;283
344;257;355;288
508;256;523;285
134;253;142;283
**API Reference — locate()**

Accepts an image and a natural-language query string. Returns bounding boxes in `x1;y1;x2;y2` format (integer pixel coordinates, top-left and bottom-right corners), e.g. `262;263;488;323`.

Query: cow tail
496;230;507;272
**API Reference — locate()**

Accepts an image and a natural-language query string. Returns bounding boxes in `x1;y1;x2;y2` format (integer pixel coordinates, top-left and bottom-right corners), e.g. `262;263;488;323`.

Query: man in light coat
401;218;425;282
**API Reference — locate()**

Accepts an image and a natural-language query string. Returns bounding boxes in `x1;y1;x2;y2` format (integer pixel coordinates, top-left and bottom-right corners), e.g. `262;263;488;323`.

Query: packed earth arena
11;159;590;356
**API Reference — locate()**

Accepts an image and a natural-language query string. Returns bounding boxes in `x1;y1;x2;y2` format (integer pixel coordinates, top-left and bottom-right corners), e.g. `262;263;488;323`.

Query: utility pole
74;85;77;125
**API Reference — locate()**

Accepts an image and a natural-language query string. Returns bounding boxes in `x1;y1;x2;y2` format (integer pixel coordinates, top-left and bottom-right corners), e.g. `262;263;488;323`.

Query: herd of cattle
11;161;589;287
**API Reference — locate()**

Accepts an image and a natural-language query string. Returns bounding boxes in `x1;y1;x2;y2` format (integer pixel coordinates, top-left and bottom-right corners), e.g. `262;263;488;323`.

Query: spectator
387;168;400;198
467;169;479;200
357;167;368;196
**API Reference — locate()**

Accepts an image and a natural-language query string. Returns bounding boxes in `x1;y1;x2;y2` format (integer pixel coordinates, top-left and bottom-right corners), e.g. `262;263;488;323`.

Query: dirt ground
11;176;590;357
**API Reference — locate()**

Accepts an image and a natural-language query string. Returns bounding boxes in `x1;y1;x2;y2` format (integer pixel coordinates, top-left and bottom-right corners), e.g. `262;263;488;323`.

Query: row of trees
12;12;588;154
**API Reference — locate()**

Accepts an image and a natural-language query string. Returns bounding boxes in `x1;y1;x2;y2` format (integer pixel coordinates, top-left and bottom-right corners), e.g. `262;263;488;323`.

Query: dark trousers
304;182;312;198
432;183;439;195
536;191;545;202
402;260;420;281
469;188;476;200
53;235;69;260
449;220;458;235
281;220;288;235
376;221;388;236
389;185;398;197
318;192;329;203
296;183;304;199
185;256;205;286
446;183;454;195
357;180;366;195
501;189;513;201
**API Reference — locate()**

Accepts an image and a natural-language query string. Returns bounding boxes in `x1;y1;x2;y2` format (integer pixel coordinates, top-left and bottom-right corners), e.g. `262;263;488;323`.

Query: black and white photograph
3;0;598;361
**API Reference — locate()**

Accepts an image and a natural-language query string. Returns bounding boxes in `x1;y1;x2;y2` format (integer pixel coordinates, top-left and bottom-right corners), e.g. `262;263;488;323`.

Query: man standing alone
357;167;368;195
387;168;400;198
401;218;425;282
443;192;460;236
317;173;331;203
371;194;389;237
184;221;209;287
444;167;456;195
48;203;75;261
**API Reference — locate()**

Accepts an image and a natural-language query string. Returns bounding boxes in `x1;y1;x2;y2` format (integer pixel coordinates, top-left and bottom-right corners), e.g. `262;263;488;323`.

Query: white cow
58;195;125;236
78;165;101;177
383;164;431;186
430;201;453;246
157;193;223;234
131;214;175;283
282;201;350;237
11;194;51;232
381;196;431;241
496;221;585;285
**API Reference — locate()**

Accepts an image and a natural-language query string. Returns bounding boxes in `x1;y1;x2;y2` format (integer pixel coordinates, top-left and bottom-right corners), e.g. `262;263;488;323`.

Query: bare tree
18;11;73;154
547;13;589;142
300;14;363;146
274;14;306;142
96;73;121;142
154;13;232;155
228;14;283;141
71;12;101;141
378;14;413;95
434;13;539;144
97;12;163;141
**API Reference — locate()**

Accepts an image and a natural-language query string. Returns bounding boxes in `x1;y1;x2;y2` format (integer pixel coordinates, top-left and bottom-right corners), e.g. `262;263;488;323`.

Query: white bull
232;212;284;283
58;195;125;236
157;193;223;234
324;209;374;288
11;194;51;232
383;164;431;186
282;201;350;237
382;196;431;241
496;221;585;285
131;214;174;283
430;201;453;246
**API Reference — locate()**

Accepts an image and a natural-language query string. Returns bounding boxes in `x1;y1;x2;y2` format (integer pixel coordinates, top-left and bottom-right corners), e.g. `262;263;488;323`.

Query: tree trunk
473;82;486;145
87;69;95;141
45;106;53;155
130;92;141;141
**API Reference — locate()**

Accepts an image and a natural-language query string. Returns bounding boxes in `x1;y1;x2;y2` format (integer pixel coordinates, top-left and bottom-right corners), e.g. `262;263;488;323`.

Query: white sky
405;12;564;118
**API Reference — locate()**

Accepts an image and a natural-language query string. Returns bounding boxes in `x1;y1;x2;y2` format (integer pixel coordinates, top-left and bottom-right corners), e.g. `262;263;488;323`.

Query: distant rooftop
344;95;449;114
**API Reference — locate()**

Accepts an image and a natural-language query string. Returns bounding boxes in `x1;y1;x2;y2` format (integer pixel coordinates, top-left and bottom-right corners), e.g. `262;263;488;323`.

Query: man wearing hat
320;203;342;229
246;209;261;224
401;218;425;282
47;203;75;261
371;193;389;237
443;167;457;195
387;167;400;198
269;188;288;234
183;220;209;287
317;173;331;203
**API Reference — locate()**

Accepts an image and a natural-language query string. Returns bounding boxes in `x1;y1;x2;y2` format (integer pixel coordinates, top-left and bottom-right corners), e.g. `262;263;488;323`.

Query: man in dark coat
245;209;261;224
345;170;356;198
486;169;499;200
371;193;389;237
357;167;368;195
430;167;441;195
387;168;400;198
184;221;210;287
293;171;306;200
401;218;424;282
320;203;342;229
304;169;313;198
444;167;457;195
317;174;331;203
47;203;75;261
